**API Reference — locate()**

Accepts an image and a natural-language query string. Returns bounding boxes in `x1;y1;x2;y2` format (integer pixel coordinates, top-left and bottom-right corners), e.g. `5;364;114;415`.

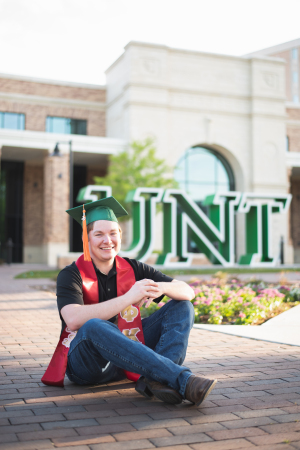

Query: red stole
41;255;144;387
115;256;145;381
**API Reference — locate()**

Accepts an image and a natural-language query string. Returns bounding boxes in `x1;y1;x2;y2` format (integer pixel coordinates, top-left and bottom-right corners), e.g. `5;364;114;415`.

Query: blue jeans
66;300;195;397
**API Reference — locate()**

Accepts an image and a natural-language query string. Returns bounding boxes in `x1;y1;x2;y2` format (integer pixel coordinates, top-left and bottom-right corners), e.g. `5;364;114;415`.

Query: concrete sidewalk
195;314;300;347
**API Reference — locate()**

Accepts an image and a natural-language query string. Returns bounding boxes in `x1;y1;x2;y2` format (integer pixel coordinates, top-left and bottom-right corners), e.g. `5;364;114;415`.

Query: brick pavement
1;288;300;449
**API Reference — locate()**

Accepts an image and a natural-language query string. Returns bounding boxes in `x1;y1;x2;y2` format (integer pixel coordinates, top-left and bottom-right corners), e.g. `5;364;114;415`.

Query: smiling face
88;220;121;266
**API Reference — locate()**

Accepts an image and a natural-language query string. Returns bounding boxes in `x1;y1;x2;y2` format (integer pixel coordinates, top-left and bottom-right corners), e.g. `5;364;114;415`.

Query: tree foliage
94;138;178;220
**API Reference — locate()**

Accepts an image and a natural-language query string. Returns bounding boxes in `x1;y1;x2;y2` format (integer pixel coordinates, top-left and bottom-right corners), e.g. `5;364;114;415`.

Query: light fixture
51;141;73;252
50;143;61;157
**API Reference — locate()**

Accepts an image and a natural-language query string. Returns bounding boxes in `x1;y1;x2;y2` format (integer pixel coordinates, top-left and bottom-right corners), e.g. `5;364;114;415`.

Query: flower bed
140;275;300;325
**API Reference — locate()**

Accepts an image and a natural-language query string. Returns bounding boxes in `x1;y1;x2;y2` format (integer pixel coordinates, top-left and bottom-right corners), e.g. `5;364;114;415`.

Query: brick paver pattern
1;291;300;450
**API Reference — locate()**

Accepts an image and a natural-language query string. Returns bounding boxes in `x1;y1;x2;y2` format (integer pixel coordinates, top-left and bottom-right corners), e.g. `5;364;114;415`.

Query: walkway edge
193;324;300;347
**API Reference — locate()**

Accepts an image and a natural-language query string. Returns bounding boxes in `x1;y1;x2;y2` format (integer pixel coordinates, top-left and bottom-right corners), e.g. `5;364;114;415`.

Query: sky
0;0;299;85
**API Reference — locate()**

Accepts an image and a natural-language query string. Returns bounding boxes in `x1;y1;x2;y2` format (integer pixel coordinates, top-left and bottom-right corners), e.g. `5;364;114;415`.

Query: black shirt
56;257;173;332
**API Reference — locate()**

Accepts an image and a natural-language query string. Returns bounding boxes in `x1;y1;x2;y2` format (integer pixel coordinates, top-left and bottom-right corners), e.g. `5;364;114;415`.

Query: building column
249;58;292;264
23;162;44;263
43;153;69;266
285;167;294;263
289;168;300;263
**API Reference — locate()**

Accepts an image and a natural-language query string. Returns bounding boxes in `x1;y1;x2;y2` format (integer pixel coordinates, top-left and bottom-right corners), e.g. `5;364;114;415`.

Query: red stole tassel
41;255;145;386
82;205;91;262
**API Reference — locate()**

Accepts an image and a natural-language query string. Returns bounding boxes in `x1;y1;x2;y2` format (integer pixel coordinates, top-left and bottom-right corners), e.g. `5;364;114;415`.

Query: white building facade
106;41;296;264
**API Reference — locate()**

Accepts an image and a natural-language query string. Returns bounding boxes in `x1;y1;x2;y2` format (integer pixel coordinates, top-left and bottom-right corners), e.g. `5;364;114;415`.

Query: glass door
0;161;24;262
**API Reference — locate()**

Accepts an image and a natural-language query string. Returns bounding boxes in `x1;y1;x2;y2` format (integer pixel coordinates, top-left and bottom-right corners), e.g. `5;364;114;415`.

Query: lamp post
51;141;73;252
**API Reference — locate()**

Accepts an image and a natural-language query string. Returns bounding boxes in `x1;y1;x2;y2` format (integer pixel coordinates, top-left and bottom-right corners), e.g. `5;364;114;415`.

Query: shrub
140;277;300;325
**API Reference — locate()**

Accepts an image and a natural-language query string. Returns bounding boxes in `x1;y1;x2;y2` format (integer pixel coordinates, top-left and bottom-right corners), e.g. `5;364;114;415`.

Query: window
293;94;299;104
0;112;25;130
292;48;298;61
46;116;87;135
174;146;235;254
174;146;234;202
286;136;290;152
293;71;299;85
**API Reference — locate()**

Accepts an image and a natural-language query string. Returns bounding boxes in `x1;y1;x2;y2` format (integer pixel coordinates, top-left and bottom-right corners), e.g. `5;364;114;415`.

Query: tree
94;138;178;220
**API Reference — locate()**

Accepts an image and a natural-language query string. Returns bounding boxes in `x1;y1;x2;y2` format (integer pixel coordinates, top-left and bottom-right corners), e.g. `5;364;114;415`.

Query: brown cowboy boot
185;375;217;406
135;376;183;404
135;376;153;399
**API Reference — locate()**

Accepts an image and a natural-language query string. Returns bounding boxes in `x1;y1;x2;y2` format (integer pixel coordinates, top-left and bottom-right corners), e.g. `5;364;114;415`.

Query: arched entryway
174;145;235;254
174;145;235;202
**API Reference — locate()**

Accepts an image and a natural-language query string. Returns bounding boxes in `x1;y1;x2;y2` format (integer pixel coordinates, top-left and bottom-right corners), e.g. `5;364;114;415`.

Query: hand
127;279;160;306
136;297;154;308
136;282;167;308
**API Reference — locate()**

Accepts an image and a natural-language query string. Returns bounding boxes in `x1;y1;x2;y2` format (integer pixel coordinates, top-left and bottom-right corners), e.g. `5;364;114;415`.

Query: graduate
42;197;217;405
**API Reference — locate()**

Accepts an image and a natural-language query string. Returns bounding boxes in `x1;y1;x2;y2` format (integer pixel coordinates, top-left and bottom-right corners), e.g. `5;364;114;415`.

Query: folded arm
155;279;195;301
61;279;160;332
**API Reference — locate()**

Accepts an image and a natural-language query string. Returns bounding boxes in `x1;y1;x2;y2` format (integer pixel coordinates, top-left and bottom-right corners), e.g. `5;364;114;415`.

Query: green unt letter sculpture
77;186;291;268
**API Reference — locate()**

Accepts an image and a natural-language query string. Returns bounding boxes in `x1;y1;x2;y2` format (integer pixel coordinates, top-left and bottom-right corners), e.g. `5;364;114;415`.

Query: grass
162;267;300;276
15;266;300;279
15;270;60;279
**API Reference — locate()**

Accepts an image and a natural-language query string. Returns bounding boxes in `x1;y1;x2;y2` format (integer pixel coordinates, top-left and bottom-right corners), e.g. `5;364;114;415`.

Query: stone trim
0;91;106;111
0;72;105;89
